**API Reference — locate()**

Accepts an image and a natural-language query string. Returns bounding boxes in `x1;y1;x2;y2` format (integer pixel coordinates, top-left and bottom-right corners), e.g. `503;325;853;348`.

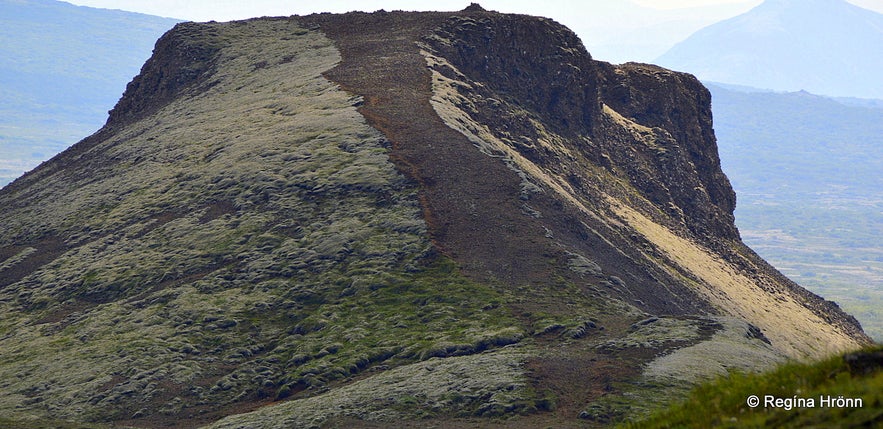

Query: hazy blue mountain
564;0;758;64
656;0;883;98
0;0;179;186
709;82;883;340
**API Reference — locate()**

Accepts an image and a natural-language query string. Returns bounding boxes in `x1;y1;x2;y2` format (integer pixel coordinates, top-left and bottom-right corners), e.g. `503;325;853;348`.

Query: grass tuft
622;345;883;428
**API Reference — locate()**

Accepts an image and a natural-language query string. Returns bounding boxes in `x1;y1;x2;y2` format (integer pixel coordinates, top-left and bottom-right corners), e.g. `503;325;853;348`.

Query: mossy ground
0;418;112;429
622;345;883;428
0;20;522;426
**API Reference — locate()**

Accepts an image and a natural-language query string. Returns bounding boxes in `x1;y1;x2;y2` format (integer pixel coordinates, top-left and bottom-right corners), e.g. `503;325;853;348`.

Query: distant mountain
708;82;883;340
563;0;758;64
655;0;883;98
0;0;179;186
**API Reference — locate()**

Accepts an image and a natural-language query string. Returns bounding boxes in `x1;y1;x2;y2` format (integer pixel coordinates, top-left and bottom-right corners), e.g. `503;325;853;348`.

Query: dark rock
844;349;883;376
463;3;486;12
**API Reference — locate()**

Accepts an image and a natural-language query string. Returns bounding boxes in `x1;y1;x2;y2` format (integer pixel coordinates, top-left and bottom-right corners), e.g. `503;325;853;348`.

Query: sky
58;0;764;63
61;0;883;63
62;0;883;22
60;0;753;21
62;0;760;21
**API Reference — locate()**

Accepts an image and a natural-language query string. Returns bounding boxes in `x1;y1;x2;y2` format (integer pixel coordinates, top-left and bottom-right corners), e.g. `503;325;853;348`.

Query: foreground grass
623;345;883;428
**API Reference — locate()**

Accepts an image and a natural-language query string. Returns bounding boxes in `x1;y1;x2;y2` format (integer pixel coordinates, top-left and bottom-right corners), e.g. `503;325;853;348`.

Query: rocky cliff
0;5;870;428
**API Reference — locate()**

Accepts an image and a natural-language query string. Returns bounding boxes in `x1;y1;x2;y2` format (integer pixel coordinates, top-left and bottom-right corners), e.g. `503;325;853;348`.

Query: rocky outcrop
598;62;738;240
108;22;225;127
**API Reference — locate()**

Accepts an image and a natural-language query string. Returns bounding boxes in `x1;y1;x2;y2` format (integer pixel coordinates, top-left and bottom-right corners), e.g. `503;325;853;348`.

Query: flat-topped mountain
0;5;870;428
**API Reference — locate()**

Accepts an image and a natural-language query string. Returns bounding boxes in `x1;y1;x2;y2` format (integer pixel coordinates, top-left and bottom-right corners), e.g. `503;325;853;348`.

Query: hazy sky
63;0;883;21
61;0;883;63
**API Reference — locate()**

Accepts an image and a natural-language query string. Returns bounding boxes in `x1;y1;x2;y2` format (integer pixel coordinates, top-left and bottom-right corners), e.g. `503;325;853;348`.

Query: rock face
0;6;871;428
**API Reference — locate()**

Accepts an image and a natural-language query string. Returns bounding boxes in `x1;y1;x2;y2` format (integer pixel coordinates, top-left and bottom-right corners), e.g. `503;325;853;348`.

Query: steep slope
655;0;883;98
709;83;883;341
0;0;180;186
0;6;871;428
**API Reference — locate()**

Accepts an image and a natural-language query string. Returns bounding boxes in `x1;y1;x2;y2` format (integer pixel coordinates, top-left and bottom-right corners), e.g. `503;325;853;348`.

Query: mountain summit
0;6;871;428
655;0;883;98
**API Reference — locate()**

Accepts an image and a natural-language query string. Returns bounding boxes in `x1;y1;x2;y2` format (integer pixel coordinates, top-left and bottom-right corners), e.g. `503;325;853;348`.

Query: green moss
0;418;110;429
0;19;533;424
257;254;521;387
205;346;536;428
623;345;883;428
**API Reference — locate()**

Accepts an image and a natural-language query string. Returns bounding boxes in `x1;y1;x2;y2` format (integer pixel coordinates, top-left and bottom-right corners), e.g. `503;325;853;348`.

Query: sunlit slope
0;19;523;425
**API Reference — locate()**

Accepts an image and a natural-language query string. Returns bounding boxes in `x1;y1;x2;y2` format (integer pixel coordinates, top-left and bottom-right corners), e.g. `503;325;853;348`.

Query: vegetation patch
0;19;520;425
0;417;110;429
642;317;785;384
623;345;883;428
205;346;539;428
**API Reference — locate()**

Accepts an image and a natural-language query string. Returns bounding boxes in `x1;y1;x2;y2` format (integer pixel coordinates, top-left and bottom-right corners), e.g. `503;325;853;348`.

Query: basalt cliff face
0;6;870;428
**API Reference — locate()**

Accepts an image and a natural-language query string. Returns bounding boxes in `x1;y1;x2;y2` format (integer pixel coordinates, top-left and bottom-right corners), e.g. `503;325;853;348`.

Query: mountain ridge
0;6;871;428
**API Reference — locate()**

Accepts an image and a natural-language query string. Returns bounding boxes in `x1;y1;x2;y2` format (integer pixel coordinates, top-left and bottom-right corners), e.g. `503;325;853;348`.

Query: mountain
0;6;871;428
655;0;883;98
0;0;180;186
556;0;759;64
708;83;883;341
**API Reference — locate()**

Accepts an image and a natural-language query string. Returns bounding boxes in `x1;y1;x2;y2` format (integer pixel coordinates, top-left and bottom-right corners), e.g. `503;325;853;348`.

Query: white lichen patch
205;346;532;428
602;103;653;136
643;317;786;383
421;49;599;213
602;103;673;152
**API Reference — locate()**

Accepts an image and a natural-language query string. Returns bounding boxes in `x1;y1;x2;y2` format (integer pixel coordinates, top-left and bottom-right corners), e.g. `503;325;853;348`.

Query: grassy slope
624;346;883;428
0;20;523;426
0;16;674;428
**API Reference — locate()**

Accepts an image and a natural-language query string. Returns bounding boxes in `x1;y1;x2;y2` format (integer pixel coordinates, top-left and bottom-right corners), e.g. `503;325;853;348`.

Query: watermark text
746;394;863;410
